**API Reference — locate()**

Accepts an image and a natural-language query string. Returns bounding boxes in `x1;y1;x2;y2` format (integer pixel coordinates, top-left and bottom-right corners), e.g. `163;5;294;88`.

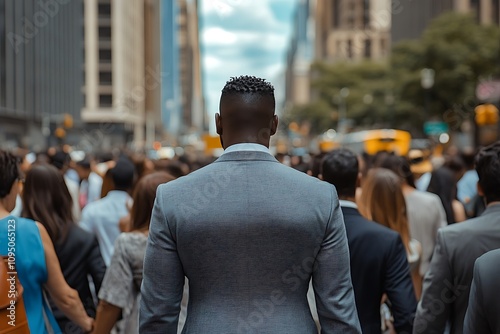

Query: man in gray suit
414;141;500;334
140;75;361;333
464;249;500;334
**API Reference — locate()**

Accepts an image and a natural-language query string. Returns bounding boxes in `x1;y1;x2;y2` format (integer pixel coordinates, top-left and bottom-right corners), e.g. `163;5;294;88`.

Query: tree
392;13;500;131
286;13;500;136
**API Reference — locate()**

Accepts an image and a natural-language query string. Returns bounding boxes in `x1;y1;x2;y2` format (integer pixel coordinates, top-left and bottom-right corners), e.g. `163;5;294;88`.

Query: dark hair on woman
377;154;416;188
22;163;74;244
475;141;500;204
0;150;20;199
129;172;176;232
427;167;457;225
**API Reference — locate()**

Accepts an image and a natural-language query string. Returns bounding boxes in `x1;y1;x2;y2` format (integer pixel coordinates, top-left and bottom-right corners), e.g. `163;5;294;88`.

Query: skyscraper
315;0;392;62
0;0;83;150
82;0;146;150
391;0;500;43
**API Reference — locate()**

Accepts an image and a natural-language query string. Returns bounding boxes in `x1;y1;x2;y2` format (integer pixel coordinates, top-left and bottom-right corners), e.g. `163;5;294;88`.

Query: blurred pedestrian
463;249;500;334
0;150;93;333
322;149;416;333
49;150;81;221
75;157;103;209
22;163;106;333
92;172;175;334
378;155;446;286
426;167;466;224
80;157;135;266
414;141;500;334
359;168;422;298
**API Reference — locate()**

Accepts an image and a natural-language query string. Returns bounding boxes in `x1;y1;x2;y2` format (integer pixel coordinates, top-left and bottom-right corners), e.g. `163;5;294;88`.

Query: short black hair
475;141;500;204
321;149;358;198
111;157;136;191
0;150;20;199
49;150;71;170
221;75;275;104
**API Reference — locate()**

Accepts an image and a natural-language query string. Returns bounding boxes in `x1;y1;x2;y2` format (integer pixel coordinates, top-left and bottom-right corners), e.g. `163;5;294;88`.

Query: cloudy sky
200;0;298;132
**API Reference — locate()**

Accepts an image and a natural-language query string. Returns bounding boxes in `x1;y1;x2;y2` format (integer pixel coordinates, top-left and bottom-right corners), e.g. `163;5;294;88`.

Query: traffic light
63;114;73;128
475;104;499;126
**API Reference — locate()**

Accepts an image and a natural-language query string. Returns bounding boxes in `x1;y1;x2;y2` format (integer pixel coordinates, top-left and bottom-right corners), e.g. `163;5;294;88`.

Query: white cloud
202;27;238;45
200;0;297;133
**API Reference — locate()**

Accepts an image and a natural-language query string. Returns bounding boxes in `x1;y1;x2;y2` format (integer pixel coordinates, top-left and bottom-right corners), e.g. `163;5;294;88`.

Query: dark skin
216;93;278;149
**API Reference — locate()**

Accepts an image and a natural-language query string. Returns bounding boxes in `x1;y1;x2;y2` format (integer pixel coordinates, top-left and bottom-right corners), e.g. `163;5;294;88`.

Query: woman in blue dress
0;150;93;333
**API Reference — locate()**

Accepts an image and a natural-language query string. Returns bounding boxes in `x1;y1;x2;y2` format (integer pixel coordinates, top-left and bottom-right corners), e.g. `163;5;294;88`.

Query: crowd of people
1;75;499;334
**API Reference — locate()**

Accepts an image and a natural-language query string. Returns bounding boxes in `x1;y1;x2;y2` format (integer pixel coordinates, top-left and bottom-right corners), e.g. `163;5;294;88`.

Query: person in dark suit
414;141;500;334
140;76;361;333
321;148;417;334
22;163;106;333
464;249;500;334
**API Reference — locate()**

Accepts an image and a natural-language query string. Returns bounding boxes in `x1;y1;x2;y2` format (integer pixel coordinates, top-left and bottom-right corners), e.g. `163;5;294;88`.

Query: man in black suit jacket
322;149;417;333
464;248;500;334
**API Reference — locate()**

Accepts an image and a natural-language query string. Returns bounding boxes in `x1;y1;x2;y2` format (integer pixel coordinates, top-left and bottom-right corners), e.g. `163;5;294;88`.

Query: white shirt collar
339;200;358;209
222;143;271;155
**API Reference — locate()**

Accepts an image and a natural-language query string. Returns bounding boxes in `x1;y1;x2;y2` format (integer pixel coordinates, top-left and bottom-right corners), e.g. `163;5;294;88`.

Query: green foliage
286;13;500;135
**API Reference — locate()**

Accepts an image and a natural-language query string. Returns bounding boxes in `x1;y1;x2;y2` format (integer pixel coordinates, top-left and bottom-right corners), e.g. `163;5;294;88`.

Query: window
380;38;387;55
99;72;112;85
98;3;111;18
98;26;111;41
363;0;370;28
364;39;371;58
332;0;340;28
99;94;113;107
99;49;112;63
347;39;353;58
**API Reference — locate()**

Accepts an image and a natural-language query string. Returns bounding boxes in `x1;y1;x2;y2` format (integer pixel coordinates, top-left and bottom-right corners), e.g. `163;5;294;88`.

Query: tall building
161;0;206;142
0;0;83;150
284;0;316;107
315;0;392;62
144;0;163;148
82;0;146;149
179;0;206;134
392;0;500;43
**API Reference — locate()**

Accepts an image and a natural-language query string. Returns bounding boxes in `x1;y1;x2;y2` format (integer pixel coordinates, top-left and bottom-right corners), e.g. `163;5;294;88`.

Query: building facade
161;0;206;142
0;0;83;150
392;0;500;43
315;0;392;62
82;0;146;150
284;0;316;107
179;0;206;135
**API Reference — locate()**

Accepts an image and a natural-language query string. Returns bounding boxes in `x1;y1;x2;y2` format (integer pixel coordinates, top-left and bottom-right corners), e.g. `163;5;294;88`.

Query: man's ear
215;113;222;135
270;115;278;136
318;173;323;180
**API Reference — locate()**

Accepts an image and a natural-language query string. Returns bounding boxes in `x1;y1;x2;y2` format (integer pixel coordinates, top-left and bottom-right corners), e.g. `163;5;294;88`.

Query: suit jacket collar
482;203;500;216
341;206;362;217
214;151;279;163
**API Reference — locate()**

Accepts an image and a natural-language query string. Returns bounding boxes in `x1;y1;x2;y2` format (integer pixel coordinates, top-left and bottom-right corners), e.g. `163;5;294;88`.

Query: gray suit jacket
414;203;500;334
140;151;361;333
464;249;500;334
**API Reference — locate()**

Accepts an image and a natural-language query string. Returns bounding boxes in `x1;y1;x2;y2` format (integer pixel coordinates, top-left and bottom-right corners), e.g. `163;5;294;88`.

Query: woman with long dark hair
427;167;466;224
92;172;176;334
22;163;106;333
0;150;93;333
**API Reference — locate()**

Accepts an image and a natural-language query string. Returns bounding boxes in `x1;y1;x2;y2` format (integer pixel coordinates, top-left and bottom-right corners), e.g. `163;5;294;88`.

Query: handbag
0;256;30;333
